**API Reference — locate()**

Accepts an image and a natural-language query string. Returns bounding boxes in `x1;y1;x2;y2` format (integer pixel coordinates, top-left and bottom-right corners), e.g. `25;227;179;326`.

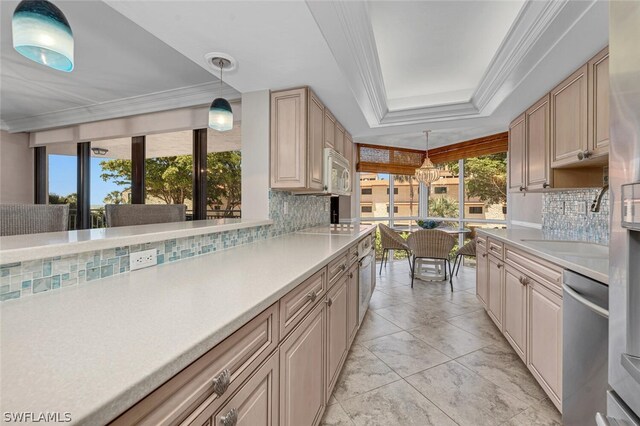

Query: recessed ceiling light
204;52;237;73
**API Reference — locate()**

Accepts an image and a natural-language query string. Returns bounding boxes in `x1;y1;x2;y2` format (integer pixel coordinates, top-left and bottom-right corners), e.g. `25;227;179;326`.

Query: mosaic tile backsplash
542;189;610;244
0;191;330;302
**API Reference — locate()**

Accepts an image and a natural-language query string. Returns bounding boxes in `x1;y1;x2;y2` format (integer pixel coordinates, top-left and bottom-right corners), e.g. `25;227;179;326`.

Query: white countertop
0;219;273;264
477;228;609;284
0;225;374;425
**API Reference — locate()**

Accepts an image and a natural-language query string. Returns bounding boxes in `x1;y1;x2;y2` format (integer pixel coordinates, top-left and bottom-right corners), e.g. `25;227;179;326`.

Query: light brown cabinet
528;278;562;410
270;87;324;192
335;123;345;156
487;254;504;330
347;262;359;344
526;94;551;189
508;114;526;192
324;109;336;150
503;265;528;362
588;47;610;157
326;275;348;399
280;300;326;426
476;245;488;308
344;132;353;166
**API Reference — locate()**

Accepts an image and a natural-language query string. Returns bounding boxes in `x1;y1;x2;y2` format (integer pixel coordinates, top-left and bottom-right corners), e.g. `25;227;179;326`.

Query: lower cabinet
487;254;504;330
503;265;528;361
279;299;326;426
476;249;488;308
326;275;348;399
346;262;359;345
528;278;563;410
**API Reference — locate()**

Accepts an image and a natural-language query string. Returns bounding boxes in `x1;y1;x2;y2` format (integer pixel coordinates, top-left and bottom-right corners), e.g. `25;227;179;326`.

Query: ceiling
1;0;608;150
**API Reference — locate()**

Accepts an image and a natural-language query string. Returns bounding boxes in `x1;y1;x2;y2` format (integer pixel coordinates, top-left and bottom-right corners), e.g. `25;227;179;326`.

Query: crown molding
308;0;597;128
2;82;240;133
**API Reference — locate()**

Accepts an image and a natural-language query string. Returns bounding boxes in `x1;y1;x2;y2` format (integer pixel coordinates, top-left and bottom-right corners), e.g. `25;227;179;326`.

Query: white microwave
323;148;351;196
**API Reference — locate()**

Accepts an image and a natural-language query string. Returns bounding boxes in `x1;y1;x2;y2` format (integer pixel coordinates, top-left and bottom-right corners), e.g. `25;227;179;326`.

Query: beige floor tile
320;402;354;426
408;320;493;358
446;309;513;348
457;345;547;405
373;303;442;329
362;331;451;377
331;344;401;402
340;380;457;426
503;398;561;426
368;290;406;311
406;361;529;426
353;311;402;344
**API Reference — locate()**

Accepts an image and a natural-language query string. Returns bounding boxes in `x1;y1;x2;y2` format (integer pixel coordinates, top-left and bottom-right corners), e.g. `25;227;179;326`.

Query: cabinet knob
481;253;487;258
519;186;525;192
306;291;317;302
326;298;333;307
340;264;347;272
543;182;550;189
349;272;353;279
497;263;503;269
212;368;231;397
220;408;238;426
577;150;593;161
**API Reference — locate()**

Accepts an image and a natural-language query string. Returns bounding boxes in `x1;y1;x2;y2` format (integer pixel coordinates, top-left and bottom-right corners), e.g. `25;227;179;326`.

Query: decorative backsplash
542;189;609;244
0;192;330;302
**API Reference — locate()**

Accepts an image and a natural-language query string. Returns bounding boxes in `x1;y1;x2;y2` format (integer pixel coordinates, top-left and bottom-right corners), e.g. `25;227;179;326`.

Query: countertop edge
477;229;609;284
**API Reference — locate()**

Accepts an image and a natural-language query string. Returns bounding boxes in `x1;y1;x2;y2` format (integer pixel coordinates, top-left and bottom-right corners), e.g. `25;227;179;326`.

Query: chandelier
415;130;440;185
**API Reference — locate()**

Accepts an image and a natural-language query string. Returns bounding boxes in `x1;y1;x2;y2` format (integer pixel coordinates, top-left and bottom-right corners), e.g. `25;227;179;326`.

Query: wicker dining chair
378;223;412;274
105;204;186;227
406;229;456;290
453;238;476;276
0;204;69;236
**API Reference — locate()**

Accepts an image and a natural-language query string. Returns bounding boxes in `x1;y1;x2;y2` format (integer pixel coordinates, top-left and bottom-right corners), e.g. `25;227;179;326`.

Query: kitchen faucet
590;184;609;213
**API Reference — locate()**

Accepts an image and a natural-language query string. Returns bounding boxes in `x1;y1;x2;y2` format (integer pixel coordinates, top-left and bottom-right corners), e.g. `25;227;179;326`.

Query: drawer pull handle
212;369;231;397
349;272;353;279
326;298;333;307
220;408;238;426
306;291;317;302
497;263;503;269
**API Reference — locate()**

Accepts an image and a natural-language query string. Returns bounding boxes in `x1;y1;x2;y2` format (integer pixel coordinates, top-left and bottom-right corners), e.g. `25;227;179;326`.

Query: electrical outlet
130;248;157;271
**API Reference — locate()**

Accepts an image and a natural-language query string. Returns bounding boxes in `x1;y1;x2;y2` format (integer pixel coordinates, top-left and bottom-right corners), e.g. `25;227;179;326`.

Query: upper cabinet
335;123;345;156
550;64;588;168
270;87;324;192
509;46;609;192
324;109;336;151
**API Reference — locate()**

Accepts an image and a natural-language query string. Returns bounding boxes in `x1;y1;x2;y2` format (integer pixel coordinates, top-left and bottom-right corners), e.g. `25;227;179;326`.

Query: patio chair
105;204;186;227
407;229;456;291
0;204;69;236
378;223;412;274
453;238;476;276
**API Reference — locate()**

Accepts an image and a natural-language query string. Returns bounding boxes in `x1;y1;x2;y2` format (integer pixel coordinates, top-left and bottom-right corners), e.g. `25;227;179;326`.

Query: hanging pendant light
415;130;440;185
208;58;233;131
12;0;74;72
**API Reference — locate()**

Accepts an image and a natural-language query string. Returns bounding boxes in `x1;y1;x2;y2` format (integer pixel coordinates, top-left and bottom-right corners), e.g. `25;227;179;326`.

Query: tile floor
321;260;562;426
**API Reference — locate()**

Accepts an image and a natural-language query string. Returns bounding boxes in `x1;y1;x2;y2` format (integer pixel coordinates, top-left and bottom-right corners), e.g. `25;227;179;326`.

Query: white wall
241;90;270;219
508;192;543;228
0;130;34;204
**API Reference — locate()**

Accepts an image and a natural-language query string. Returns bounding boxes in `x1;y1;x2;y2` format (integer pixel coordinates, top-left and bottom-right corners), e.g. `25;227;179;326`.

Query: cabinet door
211;352;279;426
476;249;488;308
270;88;307;189
335;123;345;156
588;47;610;157
347;263;359;345
528;280;562;410
308;90;325;191
487;255;504;330
526;94;551;189
280;301;325;426
503;266;527;361
324;110;336;150
508;114;526;192
326;275;348;399
550;64;588;167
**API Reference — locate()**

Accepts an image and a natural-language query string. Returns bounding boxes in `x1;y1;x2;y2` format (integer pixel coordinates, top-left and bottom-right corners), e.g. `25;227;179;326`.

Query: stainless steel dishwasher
563;270;609;425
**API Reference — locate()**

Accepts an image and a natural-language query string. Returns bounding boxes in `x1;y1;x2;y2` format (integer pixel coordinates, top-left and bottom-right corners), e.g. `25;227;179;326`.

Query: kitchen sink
519;239;609;259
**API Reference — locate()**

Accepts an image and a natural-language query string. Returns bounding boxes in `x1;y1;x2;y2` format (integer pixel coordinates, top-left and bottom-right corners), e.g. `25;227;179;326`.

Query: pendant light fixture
208;58;233;131
12;0;74;72
415;130;440;185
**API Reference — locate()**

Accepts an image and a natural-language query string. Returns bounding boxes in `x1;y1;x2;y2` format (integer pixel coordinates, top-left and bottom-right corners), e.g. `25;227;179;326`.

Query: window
358;173;389;224
503;206;507;214
361;188;372;195
386;188;399;195
433;186;447;194
46;142;78;229
469;206;483;214
386;206;398;213
206;126;241;219
428;167;459;219
361;206;372;213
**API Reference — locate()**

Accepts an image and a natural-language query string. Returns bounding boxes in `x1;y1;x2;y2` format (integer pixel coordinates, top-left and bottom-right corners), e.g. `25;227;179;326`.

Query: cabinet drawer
188;351;280;426
477;235;487;250
111;304;279;426
279;268;327;338
328;253;349;285
348;244;359;266
488;239;504;258
505;246;562;292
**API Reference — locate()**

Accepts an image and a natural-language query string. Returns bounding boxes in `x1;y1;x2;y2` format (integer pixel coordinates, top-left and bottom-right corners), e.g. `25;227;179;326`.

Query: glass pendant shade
208;98;233;131
12;0;74;72
415;157;440;185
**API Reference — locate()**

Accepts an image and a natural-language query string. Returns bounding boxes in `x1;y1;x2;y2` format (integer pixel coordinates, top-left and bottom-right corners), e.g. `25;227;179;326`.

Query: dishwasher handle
563;283;609;319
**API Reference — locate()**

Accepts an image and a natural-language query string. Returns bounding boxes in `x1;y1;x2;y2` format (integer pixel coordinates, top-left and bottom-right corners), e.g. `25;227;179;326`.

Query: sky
48;155;126;206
